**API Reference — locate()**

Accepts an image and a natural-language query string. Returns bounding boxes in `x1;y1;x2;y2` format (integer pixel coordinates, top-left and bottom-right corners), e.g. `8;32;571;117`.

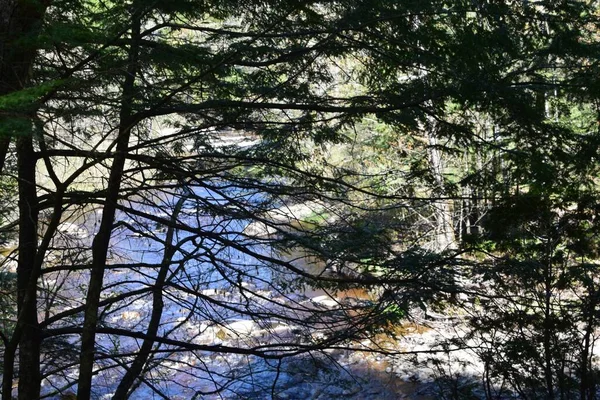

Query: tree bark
1;135;40;400
0;2;50;398
77;5;142;399
427;132;457;252
580;288;597;400
543;259;555;400
0;0;51;172
15;135;40;400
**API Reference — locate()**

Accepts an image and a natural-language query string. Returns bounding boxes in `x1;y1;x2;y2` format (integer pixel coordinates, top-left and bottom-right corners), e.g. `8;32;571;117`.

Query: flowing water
2;187;440;399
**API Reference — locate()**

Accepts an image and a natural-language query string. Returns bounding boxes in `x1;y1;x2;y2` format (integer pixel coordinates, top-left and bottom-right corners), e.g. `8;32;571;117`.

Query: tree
5;1;600;399
1;1;426;398
0;1;53;399
343;1;600;398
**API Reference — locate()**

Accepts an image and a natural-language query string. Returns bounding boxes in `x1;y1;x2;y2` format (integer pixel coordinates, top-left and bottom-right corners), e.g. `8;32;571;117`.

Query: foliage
1;0;416;398
3;1;600;399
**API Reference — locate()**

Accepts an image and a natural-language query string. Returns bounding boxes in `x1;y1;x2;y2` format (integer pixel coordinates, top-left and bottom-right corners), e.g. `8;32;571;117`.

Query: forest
2;0;600;399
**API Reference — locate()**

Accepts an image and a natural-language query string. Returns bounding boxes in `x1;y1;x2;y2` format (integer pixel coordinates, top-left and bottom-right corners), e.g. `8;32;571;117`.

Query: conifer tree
1;1;418;398
4;1;600;399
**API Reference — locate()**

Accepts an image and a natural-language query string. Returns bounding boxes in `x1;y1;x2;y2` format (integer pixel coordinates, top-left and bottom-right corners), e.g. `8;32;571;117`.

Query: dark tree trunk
1;136;40;400
15;135;40;400
580;292;597;400
0;2;50;398
0;136;10;175
0;0;51;172
543;260;555;400
77;6;142;399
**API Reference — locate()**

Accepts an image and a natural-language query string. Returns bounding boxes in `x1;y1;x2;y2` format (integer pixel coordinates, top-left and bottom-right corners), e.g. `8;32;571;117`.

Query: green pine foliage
4;0;600;398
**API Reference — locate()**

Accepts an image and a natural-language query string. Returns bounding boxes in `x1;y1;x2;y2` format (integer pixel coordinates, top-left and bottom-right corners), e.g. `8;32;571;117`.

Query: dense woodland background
2;0;600;399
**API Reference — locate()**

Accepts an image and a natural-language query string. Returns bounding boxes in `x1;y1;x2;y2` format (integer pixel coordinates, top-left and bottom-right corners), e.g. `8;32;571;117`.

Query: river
1;184;441;399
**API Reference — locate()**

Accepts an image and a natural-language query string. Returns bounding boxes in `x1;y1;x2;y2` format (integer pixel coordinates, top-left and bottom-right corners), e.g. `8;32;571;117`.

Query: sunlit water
13;185;437;399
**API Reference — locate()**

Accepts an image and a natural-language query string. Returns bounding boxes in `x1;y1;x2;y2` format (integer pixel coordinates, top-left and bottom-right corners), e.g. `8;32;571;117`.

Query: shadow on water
227;351;435;400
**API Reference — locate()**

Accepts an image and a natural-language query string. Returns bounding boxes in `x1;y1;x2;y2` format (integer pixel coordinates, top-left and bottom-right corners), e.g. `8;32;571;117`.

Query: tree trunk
15;135;40;400
1;136;40;400
77;6;141;399
427;132;457;252
0;0;51;173
580;291;597;400
543;260;555;400
0;2;50;398
0;137;10;175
